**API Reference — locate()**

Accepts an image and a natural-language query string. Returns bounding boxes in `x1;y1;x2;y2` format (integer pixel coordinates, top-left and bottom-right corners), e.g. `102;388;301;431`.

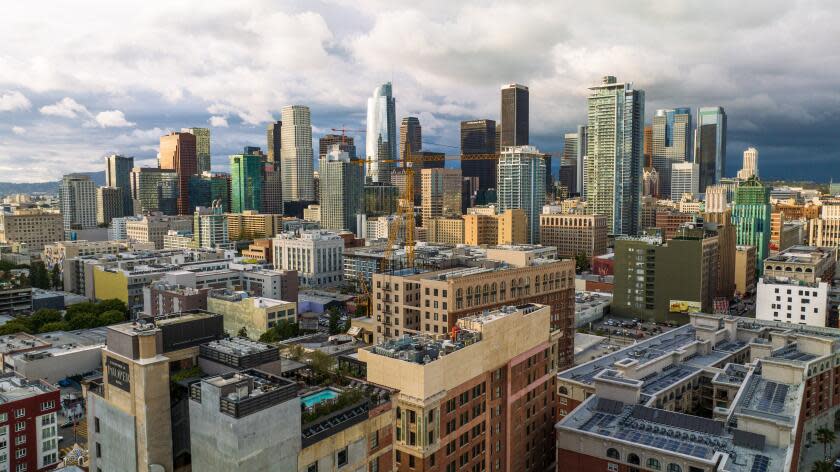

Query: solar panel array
750;455;771;472
612;428;711;459
641;365;699;394
755;383;789;414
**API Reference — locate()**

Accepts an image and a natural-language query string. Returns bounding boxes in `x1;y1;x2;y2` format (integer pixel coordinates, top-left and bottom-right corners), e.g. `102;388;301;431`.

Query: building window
606;448;620;460
15;464;25;472
647;458;661;470
13;436;24;446
607;464;618;472
668;464;682;472
13;410;23;419
13;423;23;433
307;463;318;472
628;453;640;465
15;448;25;459
39;401;55;411
337;447;348;467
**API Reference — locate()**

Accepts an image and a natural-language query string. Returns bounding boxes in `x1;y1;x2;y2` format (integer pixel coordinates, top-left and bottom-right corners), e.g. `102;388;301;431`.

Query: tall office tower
705;185;728;213
421;168;462;224
399;116;421;159
59;174;97;231
366;82;397;184
96;186;123;225
563;132;578;166
265;120;281;163
193;203;228;249
694;106;727;191
130;168;179;215
643;167;659;197
159;131;197;215
651;107;691;199
732;177;771;275
460;119;497;191
497;145;546;243
643;124;653;167
318;134;355;159
105;154;134;217
500;83;529;146
737;147;759;179
280;105;314;201
585;76;645;236
230;153;264;213
360;304;559;472
576;125;588;195
261;160;283;215
182;127;211;174
670;161;700;202
558;156;577;195
208;173;231;212
319;145;364;234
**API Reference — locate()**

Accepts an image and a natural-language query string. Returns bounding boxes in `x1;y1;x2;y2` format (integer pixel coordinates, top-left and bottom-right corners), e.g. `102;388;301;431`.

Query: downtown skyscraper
280;105;314;202
500;83;529;147
230;152;263;213
265;120;281;163
399;116;421;159
460;119;497;192
319;145;364;234
366;82;397;183
497;145;546;244
105;154;134;217
159;131;197;215
585;76;645;236
651;107;691;199
694;106;727;191
182;127;211;174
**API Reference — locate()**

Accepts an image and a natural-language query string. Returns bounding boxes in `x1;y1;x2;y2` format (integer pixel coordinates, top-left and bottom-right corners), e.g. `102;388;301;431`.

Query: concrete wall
189;383;301;472
87;392;138;472
10;345;103;383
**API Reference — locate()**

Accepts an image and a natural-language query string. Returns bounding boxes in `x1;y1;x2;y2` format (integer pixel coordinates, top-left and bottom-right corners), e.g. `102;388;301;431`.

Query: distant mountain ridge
0;171;106;196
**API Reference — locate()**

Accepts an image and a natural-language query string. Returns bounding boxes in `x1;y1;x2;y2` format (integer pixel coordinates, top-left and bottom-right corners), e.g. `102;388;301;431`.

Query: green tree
237;326;249;338
306;350;336;379
68;312;99;330
28;309;62;332
0;321;33;335
328;309;343;335
574;252;591;273
812;460;833;472
96;310;126;326
65;302;98;322
50;265;62;290
28;261;50;289
815;427;837;461
258;329;280;343
287;344;304;361
96;299;128;316
38;321;71;333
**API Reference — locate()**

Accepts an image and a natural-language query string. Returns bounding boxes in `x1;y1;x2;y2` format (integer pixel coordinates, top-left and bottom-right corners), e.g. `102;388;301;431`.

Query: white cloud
208;115;229;127
94;110;135;127
11;126;25;135
39;97;90;118
0;91;31;112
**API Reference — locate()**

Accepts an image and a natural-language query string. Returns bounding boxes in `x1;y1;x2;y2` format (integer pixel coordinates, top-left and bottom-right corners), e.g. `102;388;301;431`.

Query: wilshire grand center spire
366;82;397;184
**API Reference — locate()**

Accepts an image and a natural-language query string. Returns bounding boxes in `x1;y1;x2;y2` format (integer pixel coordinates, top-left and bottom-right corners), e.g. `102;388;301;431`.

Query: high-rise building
130;168;179;215
670;161;700;202
366;82;397;184
585;76;645;236
399;116;421;159
363;183;398;217
576;125;588;195
96;186;123;226
732;177;771;276
272;230;344;288
261;160;283;215
540;211;608;260
0;209;64;251
497;145;546;244
705;184;728;213
105;154;134;217
737;147;759;180
193;203;228;249
500;83;529;146
159;132;198;215
423;216;464;245
265;120;281;163
280;105;314;202
59;174;97;232
230;153;264;213
613;226;719;321
643;167;659;197
182;127;211;174
694;106;727;191
704;206;737;300
643;124;653;167
463;209;527;246
318;134;355;159
360;304;558;472
319;145;364;234
460;119;497;192
421;168;462;224
651;107;691;199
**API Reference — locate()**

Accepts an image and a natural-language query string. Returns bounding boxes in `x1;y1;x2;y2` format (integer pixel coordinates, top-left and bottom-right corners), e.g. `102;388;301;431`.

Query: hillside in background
0;171;105;196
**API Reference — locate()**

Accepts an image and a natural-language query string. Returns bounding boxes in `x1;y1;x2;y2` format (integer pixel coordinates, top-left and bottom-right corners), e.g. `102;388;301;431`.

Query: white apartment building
670;161;699;202
272;230;344;288
756;277;829;327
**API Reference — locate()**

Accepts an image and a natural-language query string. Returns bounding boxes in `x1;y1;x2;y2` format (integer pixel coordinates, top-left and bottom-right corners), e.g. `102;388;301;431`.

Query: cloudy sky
0;0;838;183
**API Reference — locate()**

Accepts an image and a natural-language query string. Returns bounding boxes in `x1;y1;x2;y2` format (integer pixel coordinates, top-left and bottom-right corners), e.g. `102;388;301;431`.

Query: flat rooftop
558;396;787;471
733;374;799;426
0;373;56;403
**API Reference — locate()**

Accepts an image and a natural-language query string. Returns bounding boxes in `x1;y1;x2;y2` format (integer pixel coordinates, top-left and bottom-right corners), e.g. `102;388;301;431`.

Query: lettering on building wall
106;357;131;392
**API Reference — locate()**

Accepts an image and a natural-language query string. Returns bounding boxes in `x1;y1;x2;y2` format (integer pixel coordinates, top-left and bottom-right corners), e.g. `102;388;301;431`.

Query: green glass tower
732;177;770;275
230;153;263;213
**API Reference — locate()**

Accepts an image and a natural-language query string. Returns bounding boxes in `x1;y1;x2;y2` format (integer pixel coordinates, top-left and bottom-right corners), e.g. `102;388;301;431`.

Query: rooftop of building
557;395;788;471
192;369;297;419
209;289;292;307
0;333;50;353
0;372;56;403
274;230;343;241
764;245;835;266
201;337;276;359
109;310;220;336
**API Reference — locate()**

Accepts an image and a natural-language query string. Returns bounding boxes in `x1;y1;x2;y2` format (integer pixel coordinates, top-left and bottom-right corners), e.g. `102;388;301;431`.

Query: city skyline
1;2;839;182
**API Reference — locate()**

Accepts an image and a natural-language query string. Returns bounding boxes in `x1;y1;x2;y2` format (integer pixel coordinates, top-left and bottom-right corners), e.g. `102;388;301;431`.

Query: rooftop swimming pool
300;388;340;408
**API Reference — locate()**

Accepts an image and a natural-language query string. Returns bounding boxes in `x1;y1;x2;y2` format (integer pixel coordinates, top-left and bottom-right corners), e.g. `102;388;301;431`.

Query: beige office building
97;186;123;225
735;245;757;295
809;204;840;249
421;168;462;224
125;214;193;249
207;291;296;339
539;212;607;259
424;217;464;245
0;209;63;251
463;209;527;246
227;211;284;241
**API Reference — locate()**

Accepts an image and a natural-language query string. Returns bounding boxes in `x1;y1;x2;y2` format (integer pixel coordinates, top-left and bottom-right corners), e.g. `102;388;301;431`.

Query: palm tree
811;460;833;472
815;427;837;461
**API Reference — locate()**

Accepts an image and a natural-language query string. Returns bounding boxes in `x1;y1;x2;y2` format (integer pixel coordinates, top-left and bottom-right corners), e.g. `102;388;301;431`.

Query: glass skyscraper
280;105;314;202
497;145;545;244
732;177;771;276
585;76;645;236
366;82;397;184
230;153;264;213
651;107;691;199
105;154;134;217
694;106;727;192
